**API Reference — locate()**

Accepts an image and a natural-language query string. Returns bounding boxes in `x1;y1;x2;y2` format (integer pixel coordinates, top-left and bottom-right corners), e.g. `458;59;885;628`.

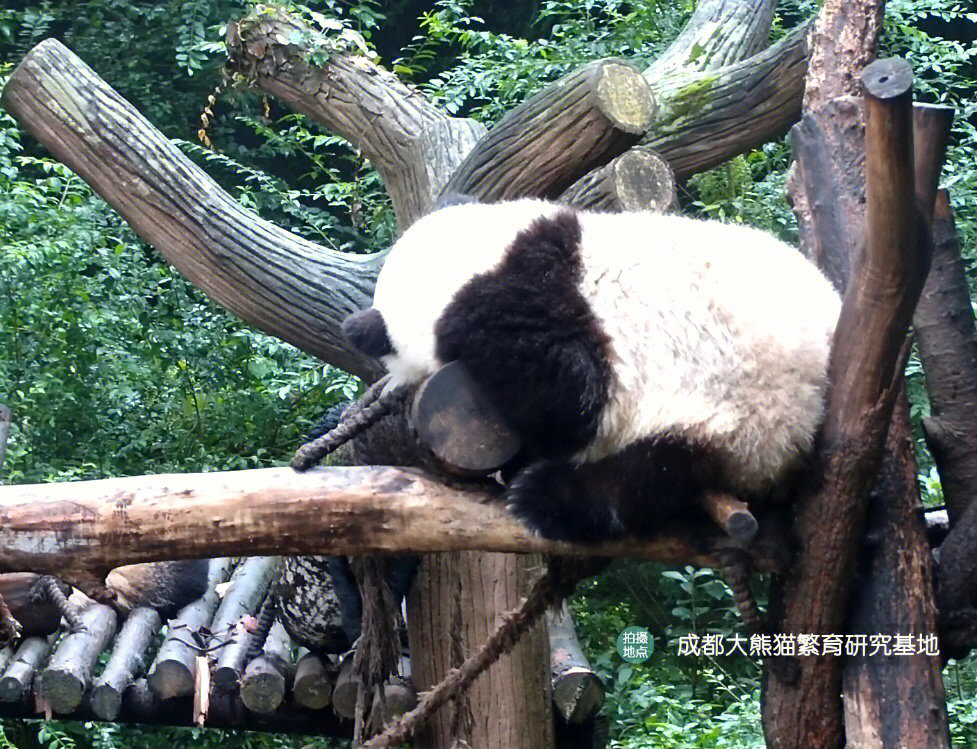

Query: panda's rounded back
573;210;841;491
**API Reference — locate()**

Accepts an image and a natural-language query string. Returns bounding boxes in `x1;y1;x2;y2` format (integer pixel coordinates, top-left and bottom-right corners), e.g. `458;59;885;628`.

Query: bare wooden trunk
763;52;945;749
408;552;553;749
915;186;977;525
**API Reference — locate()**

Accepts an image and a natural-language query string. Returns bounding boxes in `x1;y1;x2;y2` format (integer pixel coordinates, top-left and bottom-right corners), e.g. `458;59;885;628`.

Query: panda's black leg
506;458;625;542
505;435;717;543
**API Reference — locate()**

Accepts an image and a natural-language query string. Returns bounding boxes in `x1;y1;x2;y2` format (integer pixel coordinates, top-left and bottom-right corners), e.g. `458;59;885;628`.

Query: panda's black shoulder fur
434;210;611;458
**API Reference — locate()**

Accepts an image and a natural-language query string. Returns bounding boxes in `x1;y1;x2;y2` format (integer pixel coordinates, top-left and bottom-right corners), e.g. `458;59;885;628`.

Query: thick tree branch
804;0;885;110
644;0;779;78
441;59;656;200
645;22;809;180
1;39;383;380
225;11;485;230
0;467;783;589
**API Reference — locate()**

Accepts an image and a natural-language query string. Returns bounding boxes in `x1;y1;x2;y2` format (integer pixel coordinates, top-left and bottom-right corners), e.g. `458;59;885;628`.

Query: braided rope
363;556;606;749
290;376;404;471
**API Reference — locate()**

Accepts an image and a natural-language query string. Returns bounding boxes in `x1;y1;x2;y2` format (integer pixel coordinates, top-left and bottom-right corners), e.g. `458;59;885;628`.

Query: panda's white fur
345;199;841;540
372;199;839;489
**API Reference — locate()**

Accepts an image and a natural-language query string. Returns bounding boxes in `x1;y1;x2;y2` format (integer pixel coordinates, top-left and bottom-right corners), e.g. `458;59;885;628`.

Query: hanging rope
363;556;607;749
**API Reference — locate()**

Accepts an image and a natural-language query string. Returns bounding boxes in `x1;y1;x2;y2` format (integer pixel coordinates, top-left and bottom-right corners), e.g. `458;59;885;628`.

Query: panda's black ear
342;308;393;358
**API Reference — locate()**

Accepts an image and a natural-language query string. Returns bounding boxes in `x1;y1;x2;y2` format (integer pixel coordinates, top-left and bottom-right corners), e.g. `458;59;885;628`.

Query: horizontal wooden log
0;675;353;738
0;467;784;582
0;636;53;702
700;491;758;545
331;655;357;721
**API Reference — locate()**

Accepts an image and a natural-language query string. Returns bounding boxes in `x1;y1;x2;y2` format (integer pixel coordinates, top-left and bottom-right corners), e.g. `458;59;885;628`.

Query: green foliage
0;78;360;484
395;0;693;121
947;656;977;747
881;0;977;258
571;563;763;747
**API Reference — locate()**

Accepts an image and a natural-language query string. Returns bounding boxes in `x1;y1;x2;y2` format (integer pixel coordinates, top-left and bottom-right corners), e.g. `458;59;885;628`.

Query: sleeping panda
342;199;841;542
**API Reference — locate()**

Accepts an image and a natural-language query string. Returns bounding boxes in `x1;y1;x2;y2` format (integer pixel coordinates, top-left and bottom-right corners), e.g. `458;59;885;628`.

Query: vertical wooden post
764;56;938;749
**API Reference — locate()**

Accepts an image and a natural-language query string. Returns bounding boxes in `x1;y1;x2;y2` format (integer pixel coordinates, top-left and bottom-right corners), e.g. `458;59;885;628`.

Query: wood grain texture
225;11;485;230
0;466;784;583
765;53;944;749
442;59;656;201
1;39;383;380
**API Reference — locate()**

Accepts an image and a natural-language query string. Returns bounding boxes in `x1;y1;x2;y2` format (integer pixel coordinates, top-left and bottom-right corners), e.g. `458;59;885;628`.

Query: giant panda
342;199;842;542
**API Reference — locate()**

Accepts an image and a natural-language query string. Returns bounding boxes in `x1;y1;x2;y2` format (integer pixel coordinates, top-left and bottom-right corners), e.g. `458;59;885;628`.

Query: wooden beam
0;466;783;590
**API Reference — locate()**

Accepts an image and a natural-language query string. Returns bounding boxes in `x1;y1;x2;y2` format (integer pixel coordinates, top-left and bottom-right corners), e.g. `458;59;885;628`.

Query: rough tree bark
0;40;383;381
645;22;810;179
643;0;779;77
915;188;977;526
0;467;784;593
225;10;486;231
925;193;977;658
764;0;948;743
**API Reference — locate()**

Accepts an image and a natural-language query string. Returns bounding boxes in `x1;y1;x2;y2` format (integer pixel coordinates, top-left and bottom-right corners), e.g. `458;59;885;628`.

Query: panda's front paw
505;460;623;543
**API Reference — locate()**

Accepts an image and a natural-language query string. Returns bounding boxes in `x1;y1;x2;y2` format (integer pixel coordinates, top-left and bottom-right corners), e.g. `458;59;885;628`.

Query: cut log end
240;657;286;714
699;492;758;545
861;57;914;100
595;62;658;133
90;684;123;721
148;654;194;700
293;652;333;710
38;671;84;714
552;666;605;724
412;360;522;474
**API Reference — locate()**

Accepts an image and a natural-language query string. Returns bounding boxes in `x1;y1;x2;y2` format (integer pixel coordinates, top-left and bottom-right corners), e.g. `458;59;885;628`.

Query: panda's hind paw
505;460;622;543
